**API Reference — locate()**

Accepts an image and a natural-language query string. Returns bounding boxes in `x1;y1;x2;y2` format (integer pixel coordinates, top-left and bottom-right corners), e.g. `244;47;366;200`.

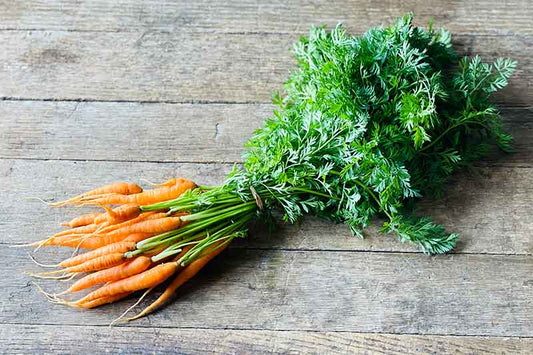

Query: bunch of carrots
25;16;515;323
24;177;243;322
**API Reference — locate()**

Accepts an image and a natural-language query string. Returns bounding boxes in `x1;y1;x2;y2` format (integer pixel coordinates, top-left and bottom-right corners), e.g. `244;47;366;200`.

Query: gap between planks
0;96;270;105
1;321;533;339
0;96;531;109
2;242;531;257
0;156;531;169
0;156;240;165
0;27;529;38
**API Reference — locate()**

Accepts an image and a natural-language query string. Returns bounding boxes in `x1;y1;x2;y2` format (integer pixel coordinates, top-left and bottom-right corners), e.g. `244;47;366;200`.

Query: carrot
94;204;141;225
30;224;101;248
81;178;196;206
46;234;127;250
59;241;137;267
31;232;96;249
49;182;143;207
150;178;177;187
45;235;117;249
66;256;152;293
96;211;164;234
61;216;182;249
54;224;99;237
85;232;161;250
42;253;125;275
75;261;180;304
128;241;229;320
123;233;153;243
104;217;182;239
35;213;174;249
80;292;133;309
61;213;101;228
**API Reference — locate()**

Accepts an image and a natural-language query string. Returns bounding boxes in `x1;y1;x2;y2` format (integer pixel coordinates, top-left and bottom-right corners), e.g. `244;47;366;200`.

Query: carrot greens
139;14;515;255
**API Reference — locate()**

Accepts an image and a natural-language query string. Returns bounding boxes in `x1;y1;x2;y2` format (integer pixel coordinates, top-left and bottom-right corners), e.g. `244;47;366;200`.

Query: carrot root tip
32;282;65;304
109;287;154;327
58;273;78;282
23;196;53;206
125;308;152;322
55;296;84;308
24;271;74;279
28;254;59;268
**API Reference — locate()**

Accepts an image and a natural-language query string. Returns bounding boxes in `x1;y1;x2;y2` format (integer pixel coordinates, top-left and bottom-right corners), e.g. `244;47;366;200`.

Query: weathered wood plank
1;324;531;354
1;102;531;166
1;246;532;336
0;31;528;104
0;31;291;103
0;101;270;163
0;0;531;36
1;159;532;254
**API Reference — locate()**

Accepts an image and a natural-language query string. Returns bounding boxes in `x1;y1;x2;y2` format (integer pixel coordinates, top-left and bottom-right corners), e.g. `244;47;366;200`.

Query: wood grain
2;246;532;336
1;324;531;354
2;159;532;254
0;31;528;104
0;101;271;163
0;0;531;36
1;102;531;166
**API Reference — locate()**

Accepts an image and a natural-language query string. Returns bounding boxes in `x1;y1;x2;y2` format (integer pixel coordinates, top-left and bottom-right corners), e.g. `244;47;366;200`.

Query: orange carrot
61;213;101;228
42;253;125;275
45;234;126;250
150;178;177;187
59;241;137;267
80;292;132;309
129;242;229;320
50;211;187;249
50;182;143;207
54;224;99;237
33;232;95;248
61;216;182;249
35;213;174;249
62;234;146;251
81;178;196;206
75;261;180;304
94;204;141;225
123;233;153;243
96;211;164;234
104;217;182;240
66;256;152;293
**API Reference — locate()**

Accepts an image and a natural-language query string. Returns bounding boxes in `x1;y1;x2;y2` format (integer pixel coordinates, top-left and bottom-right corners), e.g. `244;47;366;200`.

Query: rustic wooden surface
0;1;532;353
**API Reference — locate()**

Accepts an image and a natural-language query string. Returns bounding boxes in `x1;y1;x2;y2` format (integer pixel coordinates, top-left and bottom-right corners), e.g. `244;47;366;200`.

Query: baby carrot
80;292;133;309
75;261;180;304
94;204;141;225
50;182;142;207
42;253;125;275
128;241;229;320
81;179;196;206
61;213;101;228
59;241;137;267
60;216;182;249
66;256;152;293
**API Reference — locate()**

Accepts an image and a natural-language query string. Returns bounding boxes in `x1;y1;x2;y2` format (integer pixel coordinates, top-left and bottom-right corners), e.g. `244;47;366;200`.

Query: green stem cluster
128;182;339;264
127;188;257;266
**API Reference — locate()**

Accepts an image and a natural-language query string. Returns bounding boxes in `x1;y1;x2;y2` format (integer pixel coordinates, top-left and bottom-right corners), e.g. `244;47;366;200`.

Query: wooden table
1;1;532;353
